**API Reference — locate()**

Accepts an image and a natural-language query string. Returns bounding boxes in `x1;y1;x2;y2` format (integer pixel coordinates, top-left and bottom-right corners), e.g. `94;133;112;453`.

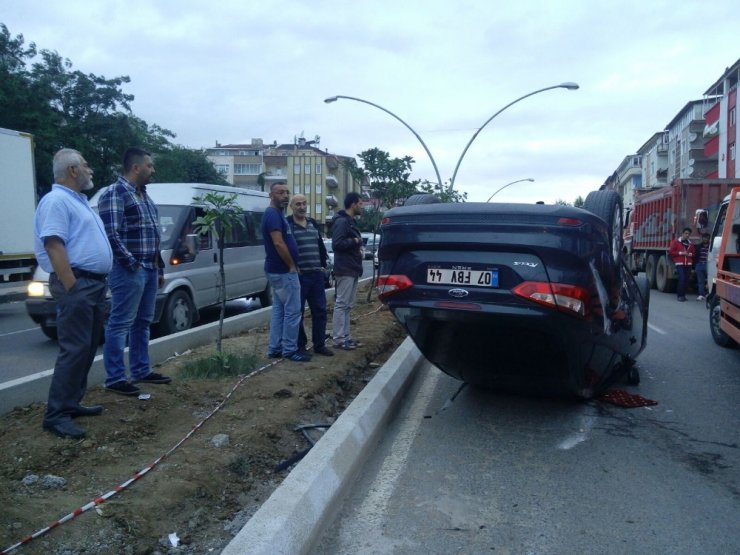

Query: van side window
223;211;250;247
248;211;264;246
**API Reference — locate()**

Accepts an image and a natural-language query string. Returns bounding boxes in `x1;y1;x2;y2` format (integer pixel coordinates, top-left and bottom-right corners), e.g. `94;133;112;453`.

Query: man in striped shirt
98;147;171;396
288;195;333;356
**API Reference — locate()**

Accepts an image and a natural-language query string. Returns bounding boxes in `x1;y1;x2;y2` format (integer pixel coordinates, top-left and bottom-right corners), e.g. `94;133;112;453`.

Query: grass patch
179;351;260;379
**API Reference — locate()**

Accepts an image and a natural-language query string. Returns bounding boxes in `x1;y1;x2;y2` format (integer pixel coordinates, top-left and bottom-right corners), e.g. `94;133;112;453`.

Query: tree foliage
418;179;468;203
350;148;420;209
0;23;219;196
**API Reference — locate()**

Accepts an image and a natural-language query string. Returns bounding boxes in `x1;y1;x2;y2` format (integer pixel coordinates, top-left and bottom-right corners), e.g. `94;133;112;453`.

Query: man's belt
71;268;107;281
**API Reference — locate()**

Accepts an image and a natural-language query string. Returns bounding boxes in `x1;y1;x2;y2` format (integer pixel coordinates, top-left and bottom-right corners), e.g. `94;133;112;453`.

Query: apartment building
205;136;361;231
703;58;739;178
638;132;669;191
665;100;715;183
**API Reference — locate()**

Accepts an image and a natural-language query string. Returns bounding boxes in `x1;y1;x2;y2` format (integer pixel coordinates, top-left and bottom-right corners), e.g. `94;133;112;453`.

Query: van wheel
157;290;194;335
40;324;58;340
709;296;737;348
258;283;272;308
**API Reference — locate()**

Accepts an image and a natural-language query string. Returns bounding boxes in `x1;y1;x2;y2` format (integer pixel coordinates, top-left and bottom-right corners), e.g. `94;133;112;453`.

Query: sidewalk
0;280;28;303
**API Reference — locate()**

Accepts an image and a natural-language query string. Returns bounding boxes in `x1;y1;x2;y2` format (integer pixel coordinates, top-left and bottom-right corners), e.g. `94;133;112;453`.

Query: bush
179;351;259;379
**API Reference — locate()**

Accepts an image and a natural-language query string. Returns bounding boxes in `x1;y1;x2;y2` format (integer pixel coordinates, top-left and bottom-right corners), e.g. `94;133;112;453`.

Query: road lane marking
648;323;666;335
0;327;39;338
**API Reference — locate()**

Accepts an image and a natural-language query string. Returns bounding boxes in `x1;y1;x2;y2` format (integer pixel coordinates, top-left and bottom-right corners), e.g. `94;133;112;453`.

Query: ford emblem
448;288;469;298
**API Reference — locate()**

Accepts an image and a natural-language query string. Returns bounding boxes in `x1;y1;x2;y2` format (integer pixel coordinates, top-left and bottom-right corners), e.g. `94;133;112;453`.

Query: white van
27;183;271;338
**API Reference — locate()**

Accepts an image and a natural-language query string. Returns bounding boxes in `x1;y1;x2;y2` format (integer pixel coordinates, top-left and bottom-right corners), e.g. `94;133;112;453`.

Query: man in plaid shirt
98;147;171;396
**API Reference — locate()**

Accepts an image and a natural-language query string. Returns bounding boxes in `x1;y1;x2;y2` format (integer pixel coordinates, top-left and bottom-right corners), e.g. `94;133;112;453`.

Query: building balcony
326;174;338;188
704;136;719;159
263;171;287;181
325;195;338;208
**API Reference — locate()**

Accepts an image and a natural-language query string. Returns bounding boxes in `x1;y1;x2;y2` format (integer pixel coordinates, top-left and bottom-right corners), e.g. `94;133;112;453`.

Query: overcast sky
1;1;736;202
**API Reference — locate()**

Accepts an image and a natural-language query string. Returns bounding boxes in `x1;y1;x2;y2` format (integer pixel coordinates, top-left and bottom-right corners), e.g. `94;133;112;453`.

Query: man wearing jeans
331;192;364;350
34;148;113;438
99;147;171;396
261;182;310;362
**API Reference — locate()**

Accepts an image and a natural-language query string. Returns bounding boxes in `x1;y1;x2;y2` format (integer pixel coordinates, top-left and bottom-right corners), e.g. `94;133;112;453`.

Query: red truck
623;178;740;292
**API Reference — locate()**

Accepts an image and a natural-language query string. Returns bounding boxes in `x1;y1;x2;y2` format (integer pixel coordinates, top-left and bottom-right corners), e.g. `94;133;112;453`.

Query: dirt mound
0;294;406;554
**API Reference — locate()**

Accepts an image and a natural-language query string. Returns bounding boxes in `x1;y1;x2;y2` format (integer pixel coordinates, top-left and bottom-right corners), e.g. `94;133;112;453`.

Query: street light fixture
486;178;535;202
450;82;579;191
324;95;443;190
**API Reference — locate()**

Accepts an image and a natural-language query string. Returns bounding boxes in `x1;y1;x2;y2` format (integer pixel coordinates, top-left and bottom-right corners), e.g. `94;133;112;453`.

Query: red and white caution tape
1;359;280;554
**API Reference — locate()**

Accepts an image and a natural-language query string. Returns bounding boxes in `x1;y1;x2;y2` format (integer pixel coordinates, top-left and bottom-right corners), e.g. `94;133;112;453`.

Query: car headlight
27;281;48;297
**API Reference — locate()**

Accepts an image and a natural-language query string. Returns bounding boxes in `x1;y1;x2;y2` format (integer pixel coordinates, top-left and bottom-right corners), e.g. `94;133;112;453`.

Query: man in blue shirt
98;147;171;396
261;182;310;362
34;148;113;438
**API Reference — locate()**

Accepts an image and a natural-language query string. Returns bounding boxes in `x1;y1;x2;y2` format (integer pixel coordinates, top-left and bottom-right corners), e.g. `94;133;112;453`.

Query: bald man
287;195;333;356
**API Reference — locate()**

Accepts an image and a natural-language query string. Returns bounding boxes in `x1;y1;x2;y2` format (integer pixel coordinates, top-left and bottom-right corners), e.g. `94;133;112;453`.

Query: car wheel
709;295;737;348
645;254;658;289
156;289;194;336
258;283;272;308
583;190;624;268
40;324;57;340
404;193;441;205
636;274;650;306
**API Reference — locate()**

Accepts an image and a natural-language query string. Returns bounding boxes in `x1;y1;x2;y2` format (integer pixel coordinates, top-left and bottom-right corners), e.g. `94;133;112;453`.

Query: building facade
703;58;739;179
205;136;362;232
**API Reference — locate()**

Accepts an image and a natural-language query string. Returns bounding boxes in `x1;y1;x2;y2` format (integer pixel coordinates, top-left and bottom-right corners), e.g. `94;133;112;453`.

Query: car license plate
427;268;499;287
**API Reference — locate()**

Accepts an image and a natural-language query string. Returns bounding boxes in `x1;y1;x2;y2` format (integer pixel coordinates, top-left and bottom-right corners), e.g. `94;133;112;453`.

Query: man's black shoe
105;381;141;396
43;420;86;439
70;405;103;417
268;351;282;359
314;345;334;356
136;372;172;384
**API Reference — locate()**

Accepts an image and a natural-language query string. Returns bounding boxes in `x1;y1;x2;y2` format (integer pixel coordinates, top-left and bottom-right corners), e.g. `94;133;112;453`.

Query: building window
233;163;261;175
315;203;322;214
293;185;300;195
304;184;310;194
731;142;736;161
316;183;322;195
731;107;737;127
316;162;322;174
294;163;300;174
215;165;229;175
304;163;311;175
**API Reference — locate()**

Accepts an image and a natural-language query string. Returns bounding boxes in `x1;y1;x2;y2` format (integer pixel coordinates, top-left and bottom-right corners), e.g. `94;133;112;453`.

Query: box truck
0;128;37;282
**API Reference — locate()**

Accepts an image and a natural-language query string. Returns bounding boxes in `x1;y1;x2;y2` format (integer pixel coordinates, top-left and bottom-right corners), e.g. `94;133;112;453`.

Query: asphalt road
316;290;740;554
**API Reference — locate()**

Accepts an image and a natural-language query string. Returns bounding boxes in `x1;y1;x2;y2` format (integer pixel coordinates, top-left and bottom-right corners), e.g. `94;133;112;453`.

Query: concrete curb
221;337;425;555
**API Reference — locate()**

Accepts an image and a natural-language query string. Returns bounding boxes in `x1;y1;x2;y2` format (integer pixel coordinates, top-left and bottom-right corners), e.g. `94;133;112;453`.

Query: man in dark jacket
288;194;333;356
331;192;364;350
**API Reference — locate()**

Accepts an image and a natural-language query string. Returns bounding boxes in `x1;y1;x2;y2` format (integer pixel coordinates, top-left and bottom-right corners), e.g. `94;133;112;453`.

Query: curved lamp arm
325;95;443;189
486;178;535;202
450;82;579;192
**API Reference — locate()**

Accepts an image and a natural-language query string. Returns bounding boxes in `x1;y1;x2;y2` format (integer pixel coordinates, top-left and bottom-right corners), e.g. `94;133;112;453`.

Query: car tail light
512;281;590;317
376;275;413;301
556;217;583;226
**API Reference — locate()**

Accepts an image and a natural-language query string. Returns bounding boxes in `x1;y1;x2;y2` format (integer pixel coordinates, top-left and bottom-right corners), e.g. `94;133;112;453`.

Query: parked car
376;190;649;399
26;182;272;339
361;232;379;260
323;239;336;289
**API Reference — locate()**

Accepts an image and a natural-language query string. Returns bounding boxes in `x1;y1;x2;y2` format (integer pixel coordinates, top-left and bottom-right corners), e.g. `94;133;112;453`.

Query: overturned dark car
376;191;649;399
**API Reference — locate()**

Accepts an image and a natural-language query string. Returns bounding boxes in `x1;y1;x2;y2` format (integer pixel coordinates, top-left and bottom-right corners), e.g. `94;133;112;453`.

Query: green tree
0;23;179;196
574;195;584;208
353;148;419;209
192;192;244;361
554;198;571;206
418;179;468;203
153;146;229;185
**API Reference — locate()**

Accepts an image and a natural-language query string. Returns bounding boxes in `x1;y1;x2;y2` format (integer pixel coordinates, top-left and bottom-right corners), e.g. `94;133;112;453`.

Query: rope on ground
0;358;282;555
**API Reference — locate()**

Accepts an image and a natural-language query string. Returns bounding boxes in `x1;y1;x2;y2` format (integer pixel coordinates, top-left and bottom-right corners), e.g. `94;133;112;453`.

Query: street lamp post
450;82;579;192
324;95;443;190
486;178;535;202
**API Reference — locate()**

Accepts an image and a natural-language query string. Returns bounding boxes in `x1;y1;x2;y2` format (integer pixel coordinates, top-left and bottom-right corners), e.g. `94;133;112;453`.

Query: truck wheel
656;255;669;292
709;296;737;348
258;283;272;308
645;254;657;289
40;324;58;340
156;289;194;336
584;190;624;268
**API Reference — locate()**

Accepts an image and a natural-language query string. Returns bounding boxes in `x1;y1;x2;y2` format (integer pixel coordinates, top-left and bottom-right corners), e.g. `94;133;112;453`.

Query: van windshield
159;205;196;250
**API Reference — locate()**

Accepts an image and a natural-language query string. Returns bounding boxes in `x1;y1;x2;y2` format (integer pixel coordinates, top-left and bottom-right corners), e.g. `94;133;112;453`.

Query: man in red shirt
668;227;696;302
